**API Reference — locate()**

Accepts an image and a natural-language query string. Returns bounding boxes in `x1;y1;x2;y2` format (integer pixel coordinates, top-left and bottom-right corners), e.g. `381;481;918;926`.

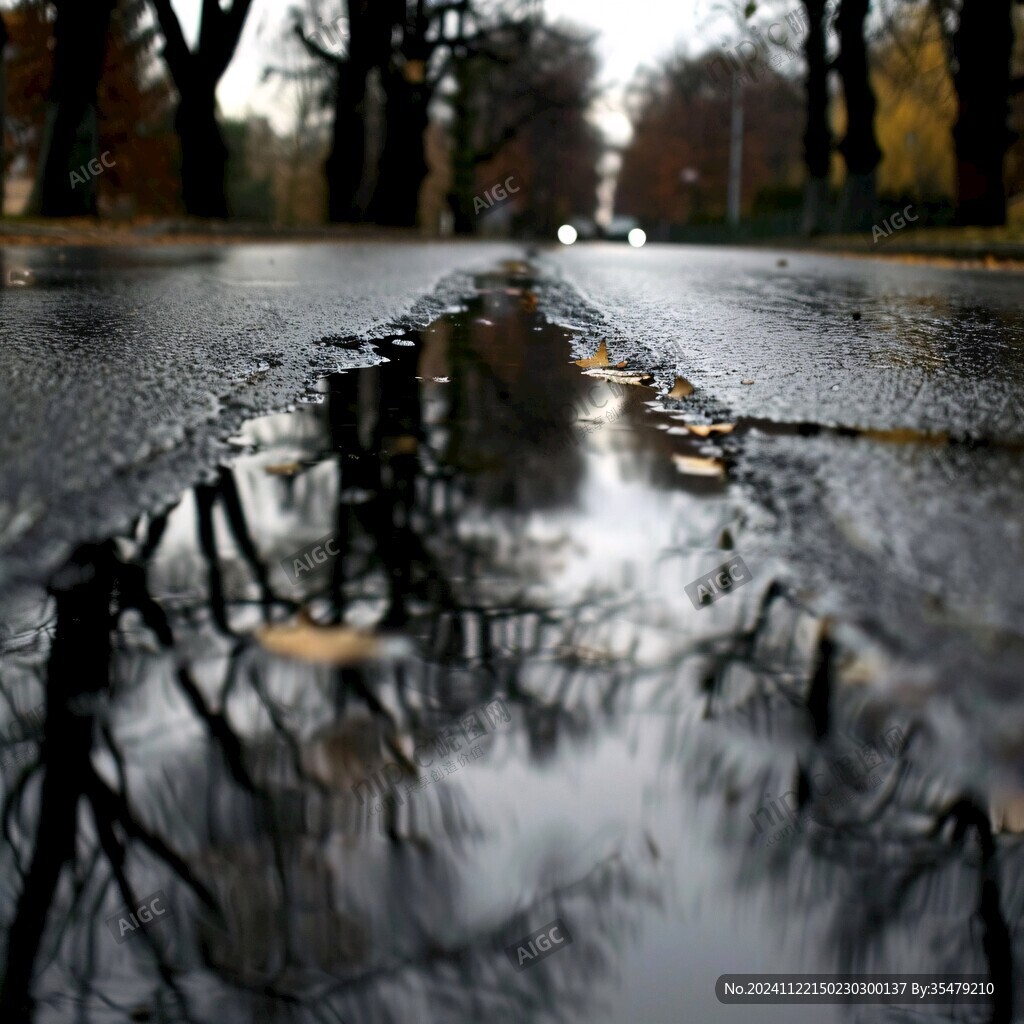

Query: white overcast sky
163;0;724;146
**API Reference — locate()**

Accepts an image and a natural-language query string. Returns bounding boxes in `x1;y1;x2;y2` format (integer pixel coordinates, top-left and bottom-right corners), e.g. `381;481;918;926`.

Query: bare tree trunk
449;61;478;235
148;0;254;218
0;12;8;216
801;0;831;236
951;0;1015;226
834;0;881;233
368;0;433;228
369;70;431;227
325;63;368;222
298;1;398;222
176;82;228;219
27;0;115;217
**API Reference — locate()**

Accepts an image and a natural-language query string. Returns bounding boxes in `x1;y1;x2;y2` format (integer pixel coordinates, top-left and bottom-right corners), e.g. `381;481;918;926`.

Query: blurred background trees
944;0;1020;224
445;17;601;235
98;0;178;217
0;0;1021;235
3;0;178;218
616;55;804;235
0;11;7;215
291;0;396;224
616;0;1024;238
26;0;115;217
148;0;254;217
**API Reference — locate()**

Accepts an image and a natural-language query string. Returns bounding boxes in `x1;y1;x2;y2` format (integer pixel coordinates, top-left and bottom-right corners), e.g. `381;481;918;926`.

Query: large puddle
0;263;1015;1022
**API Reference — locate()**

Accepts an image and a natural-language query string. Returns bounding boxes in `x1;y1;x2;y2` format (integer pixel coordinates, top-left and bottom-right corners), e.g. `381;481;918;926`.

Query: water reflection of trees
681;580;1019;1022
1;279;1022;1021
0;287;657;1022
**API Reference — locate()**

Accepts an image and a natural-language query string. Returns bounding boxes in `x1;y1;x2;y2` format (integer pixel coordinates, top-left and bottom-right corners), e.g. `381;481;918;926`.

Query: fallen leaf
583;368;652;386
576;339;610;368
685;422;735;438
859;427;948;446
264;462;303;477
741;379;755;385
668;377;694;399
672;454;726;478
256;617;383;665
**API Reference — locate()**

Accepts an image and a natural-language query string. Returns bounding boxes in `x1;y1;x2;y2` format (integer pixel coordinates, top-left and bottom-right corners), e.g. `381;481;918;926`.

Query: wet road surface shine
0;256;1021;1022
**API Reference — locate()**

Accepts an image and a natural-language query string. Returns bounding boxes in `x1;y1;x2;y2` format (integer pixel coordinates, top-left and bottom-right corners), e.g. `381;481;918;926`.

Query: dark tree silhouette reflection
0;273;1019;1022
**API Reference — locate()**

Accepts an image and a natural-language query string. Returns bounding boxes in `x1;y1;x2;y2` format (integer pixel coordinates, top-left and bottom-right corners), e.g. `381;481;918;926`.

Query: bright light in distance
557;224;578;245
628;228;647;248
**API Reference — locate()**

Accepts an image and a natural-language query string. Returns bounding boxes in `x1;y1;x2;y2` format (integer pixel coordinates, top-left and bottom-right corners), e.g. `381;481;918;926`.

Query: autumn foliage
4;0;178;216
616;53;804;230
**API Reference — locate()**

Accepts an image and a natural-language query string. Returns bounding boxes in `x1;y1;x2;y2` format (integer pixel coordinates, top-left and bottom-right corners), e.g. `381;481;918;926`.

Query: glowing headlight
557;224;578;245
627;228;647;248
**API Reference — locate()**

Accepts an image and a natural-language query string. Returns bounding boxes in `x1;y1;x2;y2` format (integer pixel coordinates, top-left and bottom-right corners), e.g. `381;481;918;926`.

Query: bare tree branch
148;0;193;91
211;0;256;80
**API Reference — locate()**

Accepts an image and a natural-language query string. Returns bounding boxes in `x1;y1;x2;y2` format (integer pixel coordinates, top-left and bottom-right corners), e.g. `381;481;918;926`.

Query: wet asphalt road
1;239;1022;765
543;244;1024;438
0;242;518;595
542;244;1024;786
2;240;1023;759
2;241;1024;1022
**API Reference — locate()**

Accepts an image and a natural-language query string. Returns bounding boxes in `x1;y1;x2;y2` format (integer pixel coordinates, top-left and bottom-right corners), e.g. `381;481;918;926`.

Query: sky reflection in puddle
0;270;1008;1024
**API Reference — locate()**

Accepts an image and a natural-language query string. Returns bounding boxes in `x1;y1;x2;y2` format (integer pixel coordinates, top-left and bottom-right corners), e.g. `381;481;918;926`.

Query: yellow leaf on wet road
576;339;610;368
684;423;735;438
264;462;303;477
859;427;948;446
672;454;726;478
668;377;694;399
256;619;383;665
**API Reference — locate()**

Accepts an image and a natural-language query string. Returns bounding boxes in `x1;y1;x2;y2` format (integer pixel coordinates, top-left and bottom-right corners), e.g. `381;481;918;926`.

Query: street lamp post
727;70;744;229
